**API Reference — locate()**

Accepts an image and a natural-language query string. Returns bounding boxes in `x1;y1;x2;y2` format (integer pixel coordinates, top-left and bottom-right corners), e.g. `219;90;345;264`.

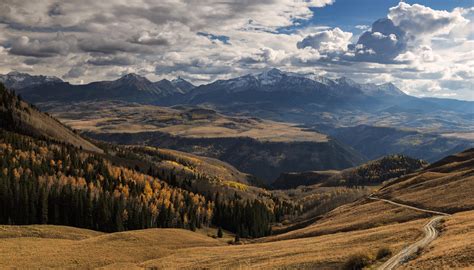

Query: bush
376;247;392;260
343;254;371;270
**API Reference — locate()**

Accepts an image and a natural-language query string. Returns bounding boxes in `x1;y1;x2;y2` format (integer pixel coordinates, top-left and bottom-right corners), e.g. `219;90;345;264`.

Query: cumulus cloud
388;2;468;39
129;31;169;46
297;28;352;53
349;18;407;63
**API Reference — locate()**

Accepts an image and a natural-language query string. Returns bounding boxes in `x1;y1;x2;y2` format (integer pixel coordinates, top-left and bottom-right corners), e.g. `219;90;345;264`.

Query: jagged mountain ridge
3;69;472;131
0;71;62;90
0;69;410;105
1;72;195;103
185;68;408;110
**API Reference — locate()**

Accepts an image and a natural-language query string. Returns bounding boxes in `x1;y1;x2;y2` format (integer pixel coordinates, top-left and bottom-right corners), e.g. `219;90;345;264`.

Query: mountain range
1;69;472;172
0;71;195;103
2;69;472;129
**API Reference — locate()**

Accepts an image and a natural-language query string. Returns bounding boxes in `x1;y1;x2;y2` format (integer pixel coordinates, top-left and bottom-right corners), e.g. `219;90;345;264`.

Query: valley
1;1;473;269
0;69;473;269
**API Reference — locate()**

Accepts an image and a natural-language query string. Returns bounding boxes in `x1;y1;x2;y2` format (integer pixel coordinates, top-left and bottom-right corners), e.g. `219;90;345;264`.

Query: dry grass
401;210;474;269
262;199;428;242
377;149;474;213
0;227;223;269
0;219;425;269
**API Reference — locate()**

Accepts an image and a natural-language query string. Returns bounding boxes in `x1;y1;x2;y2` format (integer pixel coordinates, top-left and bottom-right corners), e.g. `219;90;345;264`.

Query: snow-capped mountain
186;68;407;107
0;71;62;90
171;77;195;93
0;72;195;103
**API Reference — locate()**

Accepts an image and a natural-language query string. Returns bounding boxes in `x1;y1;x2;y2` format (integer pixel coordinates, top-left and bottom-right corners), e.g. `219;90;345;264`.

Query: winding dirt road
368;196;450;270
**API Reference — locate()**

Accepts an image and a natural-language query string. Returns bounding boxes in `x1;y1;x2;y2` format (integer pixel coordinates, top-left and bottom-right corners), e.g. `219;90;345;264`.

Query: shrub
376;247;392;260
343;254;371;270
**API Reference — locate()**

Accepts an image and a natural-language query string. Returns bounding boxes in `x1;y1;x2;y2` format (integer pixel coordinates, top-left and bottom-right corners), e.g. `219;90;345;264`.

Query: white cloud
388;2;469;40
297;28;352;53
355;25;370;30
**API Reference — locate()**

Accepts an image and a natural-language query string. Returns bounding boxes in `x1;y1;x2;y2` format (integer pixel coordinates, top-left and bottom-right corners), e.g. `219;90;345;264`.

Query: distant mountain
0;82;102;153
3;69;472;133
185;68;409;111
0;71;62;90
3;72;195;103
171;77;196;93
4;69;472;117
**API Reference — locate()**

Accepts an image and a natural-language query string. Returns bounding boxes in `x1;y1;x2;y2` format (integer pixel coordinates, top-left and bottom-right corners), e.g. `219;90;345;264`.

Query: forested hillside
274;154;427;189
0;83;102;153
0;82;301;237
0;130;213;232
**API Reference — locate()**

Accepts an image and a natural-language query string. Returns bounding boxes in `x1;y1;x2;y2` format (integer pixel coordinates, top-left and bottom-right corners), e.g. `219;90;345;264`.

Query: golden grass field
0;219;425;269
377;149;474;213
400;210;474;269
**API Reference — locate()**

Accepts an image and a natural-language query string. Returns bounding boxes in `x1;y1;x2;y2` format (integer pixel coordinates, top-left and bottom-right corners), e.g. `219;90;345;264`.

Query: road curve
369;196;450;270
368;196;450;216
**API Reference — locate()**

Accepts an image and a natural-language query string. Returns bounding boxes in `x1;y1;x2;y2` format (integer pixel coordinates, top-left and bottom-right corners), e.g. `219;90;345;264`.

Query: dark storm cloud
87;55;136;66
78;38;154;54
348;18;408;63
8;33;77;57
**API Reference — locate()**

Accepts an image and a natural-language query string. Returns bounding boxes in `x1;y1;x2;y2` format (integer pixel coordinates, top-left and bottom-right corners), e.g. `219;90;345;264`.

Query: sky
0;0;473;100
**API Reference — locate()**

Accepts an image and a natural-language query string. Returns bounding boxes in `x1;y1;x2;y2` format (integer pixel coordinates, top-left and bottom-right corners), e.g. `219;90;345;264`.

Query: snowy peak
335;77;358;87
256;68;286;85
378;82;405;96
0;71;62;90
171;77;195;93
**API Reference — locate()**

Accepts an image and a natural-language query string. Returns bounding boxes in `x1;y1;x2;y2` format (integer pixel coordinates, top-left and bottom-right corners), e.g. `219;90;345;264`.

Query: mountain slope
266;148;474;243
273;154;428;189
186;68;398;110
0;83;102;153
37;100;363;183
330;125;474;162
376;148;474;213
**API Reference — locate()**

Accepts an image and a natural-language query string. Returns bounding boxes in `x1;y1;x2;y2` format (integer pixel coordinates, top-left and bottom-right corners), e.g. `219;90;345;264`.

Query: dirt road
369;196;449;270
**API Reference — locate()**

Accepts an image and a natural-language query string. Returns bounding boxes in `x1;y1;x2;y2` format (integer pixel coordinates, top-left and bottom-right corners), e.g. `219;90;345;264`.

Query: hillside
90;131;362;182
1;134;472;268
329;125;473;162
3;207;471;269
0;83;102;153
37;100;363;182
376;148;474;213
273;154;428;189
266;148;474;243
